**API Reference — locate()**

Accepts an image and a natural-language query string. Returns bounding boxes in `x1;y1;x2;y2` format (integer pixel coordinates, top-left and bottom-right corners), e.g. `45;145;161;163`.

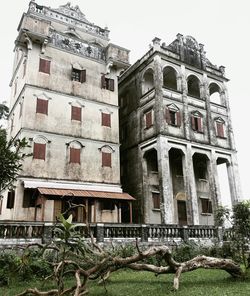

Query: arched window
33;136;48;160
67;141;83;164
163;66;177;90
209;83;222;105
187;75;200;98
141;68;154;95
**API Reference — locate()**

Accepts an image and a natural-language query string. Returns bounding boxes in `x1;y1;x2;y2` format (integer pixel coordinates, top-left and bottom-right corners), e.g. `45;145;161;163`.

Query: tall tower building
119;35;242;225
1;1;134;222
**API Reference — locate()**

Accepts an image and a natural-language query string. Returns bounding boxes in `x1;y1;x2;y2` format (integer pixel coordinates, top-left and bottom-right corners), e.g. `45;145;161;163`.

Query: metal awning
37;188;135;201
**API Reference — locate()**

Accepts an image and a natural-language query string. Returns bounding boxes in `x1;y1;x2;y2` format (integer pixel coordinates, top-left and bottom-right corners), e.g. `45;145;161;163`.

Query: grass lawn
1;269;250;296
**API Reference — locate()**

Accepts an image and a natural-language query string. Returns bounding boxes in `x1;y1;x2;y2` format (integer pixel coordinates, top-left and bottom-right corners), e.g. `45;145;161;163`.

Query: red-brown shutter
191;116;196;130
145;111;152;128
80;69;86;83
197;117;202;132
101;74;106;89
152;192;160;209
102;113;111;127
70;147;80;164
39;59;50;74
176;111;181;127
108;79;115;91
36;99;48;115
102;152;111;167
165;108;171;124
33;143;46;160
216;122;224;138
71;106;81;121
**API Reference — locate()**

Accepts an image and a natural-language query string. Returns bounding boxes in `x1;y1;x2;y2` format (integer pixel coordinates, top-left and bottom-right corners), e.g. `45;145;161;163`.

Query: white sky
0;0;249;201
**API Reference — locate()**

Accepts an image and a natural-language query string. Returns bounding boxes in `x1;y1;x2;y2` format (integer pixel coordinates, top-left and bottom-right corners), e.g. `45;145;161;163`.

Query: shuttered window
191;115;203;133
70;147;80;164
102;152;111;167
39;58;51;74
201;198;212;214
72;68;86;83
152;192;160;209
216;122;224;138
101;74;115;91
7;191;15;209
101;112;111;127
166;108;182;127
71;106;81;121
145;110;153;128
33;143;46;160
36;98;48;115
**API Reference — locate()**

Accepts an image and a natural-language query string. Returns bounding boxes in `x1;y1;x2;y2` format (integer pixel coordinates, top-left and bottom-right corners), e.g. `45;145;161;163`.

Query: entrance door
177;200;187;225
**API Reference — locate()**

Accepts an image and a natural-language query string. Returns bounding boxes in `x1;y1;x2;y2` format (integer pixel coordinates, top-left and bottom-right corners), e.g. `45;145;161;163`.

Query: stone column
180;65;190;140
157;136;174;224
227;153;242;204
203;73;216;145
210;151;222;206
141;154;150;223
186;144;199;225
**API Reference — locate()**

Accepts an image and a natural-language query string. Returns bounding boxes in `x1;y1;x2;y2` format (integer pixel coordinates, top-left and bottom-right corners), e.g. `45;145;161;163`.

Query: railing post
96;223;104;243
181;226;189;243
216;226;224;244
42;223;54;244
141;224;148;242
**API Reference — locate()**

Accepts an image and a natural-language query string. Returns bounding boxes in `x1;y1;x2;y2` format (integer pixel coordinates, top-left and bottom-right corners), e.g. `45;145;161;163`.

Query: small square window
152;192;160;209
36;98;48;115
33;143;46;160
201;198;212;214
72;68;86;83
39;58;51;74
101;113;111;127
102;152;111;167
70;147;81;164
71;106;81;121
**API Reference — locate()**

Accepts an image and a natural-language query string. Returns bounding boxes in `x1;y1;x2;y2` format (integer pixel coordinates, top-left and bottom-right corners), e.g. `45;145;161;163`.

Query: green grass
1;269;250;296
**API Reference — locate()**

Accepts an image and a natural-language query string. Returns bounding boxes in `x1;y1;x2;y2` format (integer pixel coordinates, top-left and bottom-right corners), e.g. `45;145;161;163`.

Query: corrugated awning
37;188;135;201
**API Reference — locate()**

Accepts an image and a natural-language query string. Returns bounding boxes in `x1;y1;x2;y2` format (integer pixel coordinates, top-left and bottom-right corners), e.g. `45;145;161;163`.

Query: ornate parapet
28;1;109;40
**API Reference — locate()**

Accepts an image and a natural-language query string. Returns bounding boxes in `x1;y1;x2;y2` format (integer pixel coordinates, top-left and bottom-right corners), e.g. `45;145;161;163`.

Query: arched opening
209;83;222;105
163;66;177;90
187;75;200;98
141;68;154;95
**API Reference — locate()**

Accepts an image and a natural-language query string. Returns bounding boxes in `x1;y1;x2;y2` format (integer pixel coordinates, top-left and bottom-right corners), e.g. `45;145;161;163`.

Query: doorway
177;200;187;225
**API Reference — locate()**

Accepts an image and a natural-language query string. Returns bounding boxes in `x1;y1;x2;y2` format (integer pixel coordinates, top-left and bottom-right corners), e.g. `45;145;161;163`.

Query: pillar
227;153;242;204
210;151;222;206
186;144;199;225
157;136;174;224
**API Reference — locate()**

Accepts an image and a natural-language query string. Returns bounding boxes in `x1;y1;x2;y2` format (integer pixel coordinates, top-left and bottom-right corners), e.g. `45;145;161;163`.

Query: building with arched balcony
119;35;242;225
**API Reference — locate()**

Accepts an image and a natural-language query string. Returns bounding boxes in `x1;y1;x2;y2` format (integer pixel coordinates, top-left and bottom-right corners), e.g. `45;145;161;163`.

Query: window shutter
152;192;160;209
39;59;50;74
165;108;171;124
7;191;15;209
102;152;111;167
108;79;115;91
36;99;48;115
80;69;86;83
216;122;224;138
70;147;80;164
145;111;152;128
101;74;106;89
102;113;111;127
33;143;46;160
197;117;202;132
191;116;196;130
71;106;81;121
176;111;181;127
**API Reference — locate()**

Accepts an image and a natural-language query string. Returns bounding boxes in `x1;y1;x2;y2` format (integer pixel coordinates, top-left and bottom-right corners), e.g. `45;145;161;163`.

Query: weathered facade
1;1;134;222
119;35;242;225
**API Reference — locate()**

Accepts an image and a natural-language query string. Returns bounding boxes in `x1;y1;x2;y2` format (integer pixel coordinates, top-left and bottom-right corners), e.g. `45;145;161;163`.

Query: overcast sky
0;0;249;201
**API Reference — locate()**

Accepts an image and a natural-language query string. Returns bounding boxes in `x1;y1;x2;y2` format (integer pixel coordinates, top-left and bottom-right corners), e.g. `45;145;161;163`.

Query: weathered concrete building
119;35;242;225
1;1;134;222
